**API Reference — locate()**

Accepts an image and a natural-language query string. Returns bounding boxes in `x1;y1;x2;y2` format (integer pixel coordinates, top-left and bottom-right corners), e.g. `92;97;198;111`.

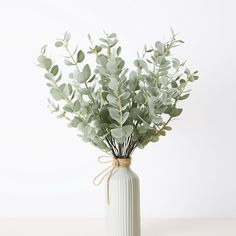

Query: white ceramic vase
105;166;140;236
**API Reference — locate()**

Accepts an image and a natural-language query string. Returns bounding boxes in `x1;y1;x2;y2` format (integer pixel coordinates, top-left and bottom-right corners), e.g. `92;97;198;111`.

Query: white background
0;0;236;218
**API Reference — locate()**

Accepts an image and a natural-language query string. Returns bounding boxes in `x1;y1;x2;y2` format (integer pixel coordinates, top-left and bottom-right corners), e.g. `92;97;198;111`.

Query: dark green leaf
77;50;85;63
50;65;59;76
117;46;121;56
164;126;172;131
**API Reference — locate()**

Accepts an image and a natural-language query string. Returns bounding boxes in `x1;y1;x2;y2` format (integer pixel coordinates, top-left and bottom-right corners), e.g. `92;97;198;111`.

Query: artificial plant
37;30;198;158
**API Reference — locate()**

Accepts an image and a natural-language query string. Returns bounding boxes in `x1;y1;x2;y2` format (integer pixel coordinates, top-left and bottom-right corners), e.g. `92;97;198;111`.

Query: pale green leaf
83;64;91;80
108;77;118;90
64;59;74;66
64;31;71;42
123;125;133;137
111;127;125;139
109;108;120;123
55;41;63;47
63;104;73;112
122;112;129;124
50;88;63;101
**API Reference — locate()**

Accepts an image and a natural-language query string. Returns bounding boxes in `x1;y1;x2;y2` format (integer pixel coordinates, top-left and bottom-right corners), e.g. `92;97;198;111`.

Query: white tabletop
0;218;235;236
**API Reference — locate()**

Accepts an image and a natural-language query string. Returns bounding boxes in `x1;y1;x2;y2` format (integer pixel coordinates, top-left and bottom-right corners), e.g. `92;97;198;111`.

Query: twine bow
93;156;131;205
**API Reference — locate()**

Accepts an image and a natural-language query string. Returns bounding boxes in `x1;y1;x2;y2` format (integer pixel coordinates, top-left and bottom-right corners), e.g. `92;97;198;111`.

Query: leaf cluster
37;30;198;158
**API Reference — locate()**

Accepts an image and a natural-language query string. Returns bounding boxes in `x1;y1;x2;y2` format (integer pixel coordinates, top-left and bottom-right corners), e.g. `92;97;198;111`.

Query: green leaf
44;72;54;81
99;38;107;43
123;125;133;137
109;108;120;123
55;41;63;47
75;65;91;83
76;72;86;83
50;88;63;101
138;126;147;134
64;59;74;66
46;83;53;88
172;58;180;69
134;92;145;104
108;77;118;90
95;45;102;53
152;115;163;125
134;60;149;73
129;71;137;80
38;55;52;70
87;74;96;83
159;76;169;86
108;39;118;47
107;94;117;104
64;31;71;42
74;100;81;112
117;46;121;56
96;55;107;66
160;130;166;136
109;33;117;38
50;65;59;76
179;94;190;100
120;92;130;100
63;104;73;112
164;126;172;131
106;58;117;74
172;108;183;117
111;127;125;139
70;117;82;127
122;112;129;124
155;41;165;54
63;84;73;96
77;50;85;63
40;45;47;54
83;64;91;80
171;81;178;88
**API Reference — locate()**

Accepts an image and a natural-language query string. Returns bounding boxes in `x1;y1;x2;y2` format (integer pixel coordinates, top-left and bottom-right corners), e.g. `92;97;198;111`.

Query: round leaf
77;50;85;63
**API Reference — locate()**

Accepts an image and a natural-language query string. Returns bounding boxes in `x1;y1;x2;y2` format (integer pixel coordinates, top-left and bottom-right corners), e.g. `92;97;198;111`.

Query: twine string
93;156;131;205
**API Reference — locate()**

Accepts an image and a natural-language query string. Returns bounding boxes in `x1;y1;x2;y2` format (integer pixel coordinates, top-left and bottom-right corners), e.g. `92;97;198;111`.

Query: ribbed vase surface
105;166;140;236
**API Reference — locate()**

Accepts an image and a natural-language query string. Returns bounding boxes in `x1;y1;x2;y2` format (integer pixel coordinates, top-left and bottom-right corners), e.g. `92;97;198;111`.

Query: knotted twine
93;156;131;205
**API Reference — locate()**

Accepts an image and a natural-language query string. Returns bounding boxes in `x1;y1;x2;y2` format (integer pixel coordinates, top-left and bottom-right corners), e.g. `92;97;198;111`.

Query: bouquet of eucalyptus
37;30;198;158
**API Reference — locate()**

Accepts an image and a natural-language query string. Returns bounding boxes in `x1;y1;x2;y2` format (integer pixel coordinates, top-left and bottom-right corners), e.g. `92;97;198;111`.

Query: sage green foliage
37;30;198;158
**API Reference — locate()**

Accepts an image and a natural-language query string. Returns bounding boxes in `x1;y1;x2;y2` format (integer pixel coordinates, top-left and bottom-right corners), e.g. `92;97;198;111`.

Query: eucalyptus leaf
77;50;85;63
109;108;120;123
55;41;63;47
50;65;59;76
111;127;125;139
108;77;118;90
117;46;121;56
64;31;71;42
64;59;74;66
122;112;129;124
83;64;91;80
63;104;73;112
50;88;63;101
